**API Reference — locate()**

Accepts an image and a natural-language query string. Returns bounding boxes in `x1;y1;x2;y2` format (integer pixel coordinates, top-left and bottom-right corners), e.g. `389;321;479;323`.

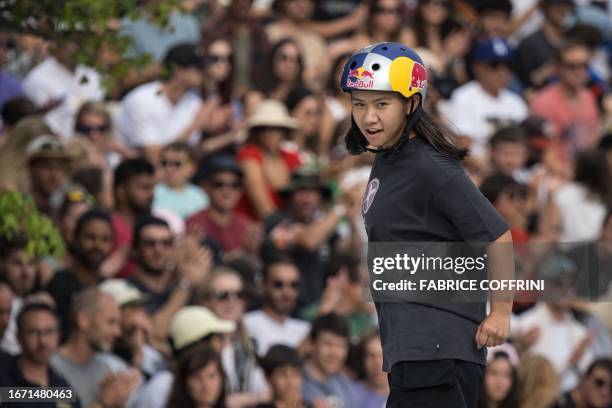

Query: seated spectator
264;0;328;88
263;170;361;307
74;101;134;169
26;135;71;216
118;43;210;162
0;303;74;401
512;254;595;392
153;142;208;219
489;126;529;181
21;41;104;138
47;209;114;339
320;53;352;158
477;347;520;408
552;149;609;243
257;345;308;408
561;358;612;408
187;155;258;257
246;40;306;115
135;305;235;408
530;39;600;158
166;344;227;408
195;267;268;403
474;0;513;38
236;100;302;220
350;329;389;408
243;256;310;356
519;355;561;408
0;281;12;357
301;255;374;341
480;173;529;243
99;279;167;380
124;216;211;340
286;87;323;166
302;313;355;407
442;38;528;160
515;0;573;89
50;288;142;407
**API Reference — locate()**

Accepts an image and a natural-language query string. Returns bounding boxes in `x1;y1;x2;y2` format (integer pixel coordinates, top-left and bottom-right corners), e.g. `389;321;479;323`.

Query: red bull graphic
410;62;427;91
346;67;375;89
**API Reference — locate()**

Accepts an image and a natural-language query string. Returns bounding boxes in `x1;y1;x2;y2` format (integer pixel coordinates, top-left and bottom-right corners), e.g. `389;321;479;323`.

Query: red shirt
236;144;301;220
186;210;252;253
111;213;137;278
530;84;600;157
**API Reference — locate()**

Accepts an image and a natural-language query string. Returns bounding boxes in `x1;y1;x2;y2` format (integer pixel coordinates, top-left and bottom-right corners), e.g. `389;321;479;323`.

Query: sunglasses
160;160;187;168
215;290;246;301
272;280;300;290
374;6;401;14
212;180;241;190
141;238;173;248
593;377;612;392
209;54;233;64
562;61;588;71
77;124;110;135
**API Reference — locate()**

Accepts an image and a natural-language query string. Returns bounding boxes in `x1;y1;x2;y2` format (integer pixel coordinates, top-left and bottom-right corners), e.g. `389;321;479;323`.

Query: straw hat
170;306;235;350
247;100;300;130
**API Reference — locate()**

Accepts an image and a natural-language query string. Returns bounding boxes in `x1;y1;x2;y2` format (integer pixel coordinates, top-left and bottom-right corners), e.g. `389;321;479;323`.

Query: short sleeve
430;172;509;243
281;149;302;170
117;99;162;147
237;144;264;164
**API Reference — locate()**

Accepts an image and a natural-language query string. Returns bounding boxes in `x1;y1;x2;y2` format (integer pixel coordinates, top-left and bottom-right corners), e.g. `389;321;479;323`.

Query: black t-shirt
0;355;80;407
46;270;86;342
363;136;508;371
514;30;555;88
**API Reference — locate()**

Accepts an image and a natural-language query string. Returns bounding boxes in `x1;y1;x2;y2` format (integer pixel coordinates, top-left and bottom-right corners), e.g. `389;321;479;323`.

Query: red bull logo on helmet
410;62;427;91
346;67;375;89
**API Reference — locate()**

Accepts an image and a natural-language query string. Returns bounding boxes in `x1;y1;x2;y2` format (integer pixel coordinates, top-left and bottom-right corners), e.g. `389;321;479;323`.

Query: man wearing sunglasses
442;37;528;161
562;358;612;408
243;255;310;356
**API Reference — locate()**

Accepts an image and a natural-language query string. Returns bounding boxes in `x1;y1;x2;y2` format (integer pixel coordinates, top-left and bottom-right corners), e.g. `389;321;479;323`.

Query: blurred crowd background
0;0;611;407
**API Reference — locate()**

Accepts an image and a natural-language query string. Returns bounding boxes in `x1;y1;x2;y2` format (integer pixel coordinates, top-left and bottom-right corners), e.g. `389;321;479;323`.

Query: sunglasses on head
215;290;246;301
77;124;110;135
141;238;173;248
272;280;300;290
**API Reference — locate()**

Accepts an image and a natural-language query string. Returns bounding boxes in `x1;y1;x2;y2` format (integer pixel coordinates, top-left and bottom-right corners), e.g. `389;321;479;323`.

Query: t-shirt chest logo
363;178;380;215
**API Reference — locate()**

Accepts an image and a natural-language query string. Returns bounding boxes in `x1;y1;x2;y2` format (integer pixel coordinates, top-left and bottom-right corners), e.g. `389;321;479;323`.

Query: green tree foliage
0;190;64;259
0;0;180;82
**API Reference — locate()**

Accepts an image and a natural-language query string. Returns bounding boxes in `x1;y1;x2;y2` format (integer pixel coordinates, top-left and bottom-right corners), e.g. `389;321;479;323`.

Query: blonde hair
520;355;560;408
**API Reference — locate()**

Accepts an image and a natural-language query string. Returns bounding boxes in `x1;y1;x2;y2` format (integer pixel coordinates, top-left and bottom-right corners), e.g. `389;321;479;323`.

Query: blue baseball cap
473;38;514;63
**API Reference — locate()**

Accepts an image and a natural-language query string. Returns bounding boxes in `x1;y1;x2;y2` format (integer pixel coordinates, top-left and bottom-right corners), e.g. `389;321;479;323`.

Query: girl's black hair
574;149;610;203
477;351;520;408
413;0;457;49
256;38;305;97
166;345;226;408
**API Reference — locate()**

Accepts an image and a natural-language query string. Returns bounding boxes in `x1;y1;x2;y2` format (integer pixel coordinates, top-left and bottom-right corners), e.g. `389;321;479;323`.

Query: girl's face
187;362;223;407
207;40;232;84
351;90;410;149
77;112;111;148
292;95;322;138
420;0;448;25
371;0;402;34
257;127;287;152
208;274;245;322
273;43;300;83
485;357;514;403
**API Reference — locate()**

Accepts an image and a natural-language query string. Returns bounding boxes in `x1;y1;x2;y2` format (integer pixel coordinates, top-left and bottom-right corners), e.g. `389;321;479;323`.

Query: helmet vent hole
382;46;388;51
372;63;380;71
400;47;406;51
349;61;357;69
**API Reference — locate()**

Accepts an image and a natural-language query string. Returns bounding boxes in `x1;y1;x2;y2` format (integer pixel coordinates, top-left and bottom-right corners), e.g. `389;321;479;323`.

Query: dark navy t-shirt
363;136;509;372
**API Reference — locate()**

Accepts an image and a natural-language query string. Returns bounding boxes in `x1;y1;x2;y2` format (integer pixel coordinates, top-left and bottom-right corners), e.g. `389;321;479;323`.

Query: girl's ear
406;95;420;115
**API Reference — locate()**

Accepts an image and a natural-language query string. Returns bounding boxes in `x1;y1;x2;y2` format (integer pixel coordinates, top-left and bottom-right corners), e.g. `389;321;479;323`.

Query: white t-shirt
553;182;606;243
243;310;311;356
22;57;104;138
440;81;528;159
117;81;202;148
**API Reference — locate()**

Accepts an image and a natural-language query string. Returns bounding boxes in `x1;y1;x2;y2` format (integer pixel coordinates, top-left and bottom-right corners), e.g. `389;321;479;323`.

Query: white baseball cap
170;306;235;350
99;279;147;307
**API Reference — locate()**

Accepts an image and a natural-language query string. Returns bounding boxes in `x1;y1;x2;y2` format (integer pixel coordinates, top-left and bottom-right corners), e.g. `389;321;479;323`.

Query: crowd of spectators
0;0;611;407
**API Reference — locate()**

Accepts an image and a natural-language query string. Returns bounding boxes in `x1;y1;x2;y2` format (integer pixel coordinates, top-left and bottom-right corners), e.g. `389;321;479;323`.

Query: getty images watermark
362;242;612;303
